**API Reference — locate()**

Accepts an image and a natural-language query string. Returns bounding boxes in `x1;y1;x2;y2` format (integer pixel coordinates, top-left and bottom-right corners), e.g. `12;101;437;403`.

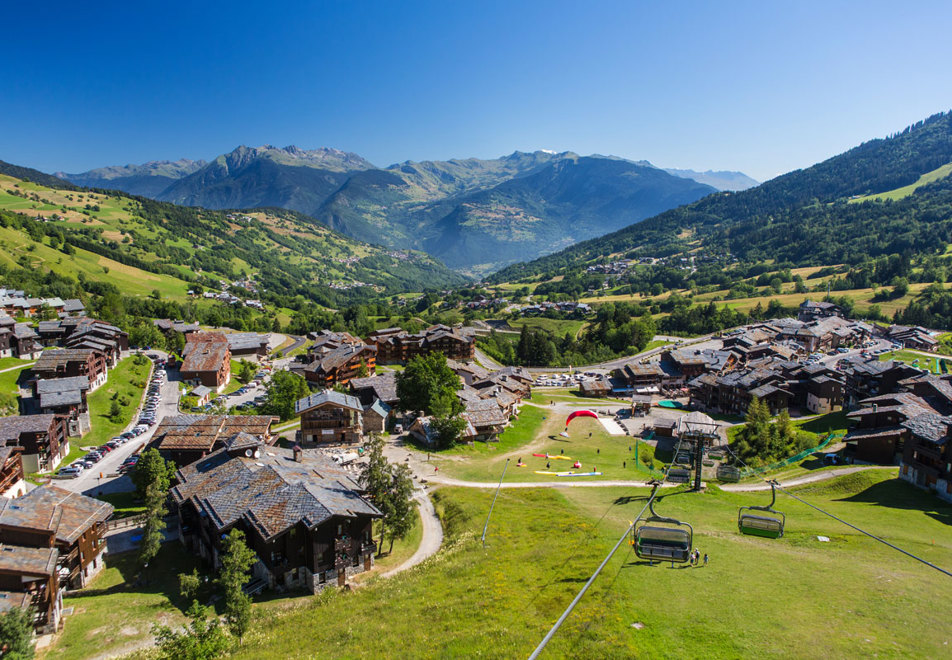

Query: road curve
381;488;443;577
720;465;895;492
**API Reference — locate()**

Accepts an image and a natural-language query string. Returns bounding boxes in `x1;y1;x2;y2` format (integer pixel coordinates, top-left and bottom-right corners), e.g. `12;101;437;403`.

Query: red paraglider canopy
565;409;598;426
561;409;598;435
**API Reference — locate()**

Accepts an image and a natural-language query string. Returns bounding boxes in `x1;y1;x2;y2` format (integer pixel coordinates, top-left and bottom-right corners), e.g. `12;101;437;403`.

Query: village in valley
0;278;950;657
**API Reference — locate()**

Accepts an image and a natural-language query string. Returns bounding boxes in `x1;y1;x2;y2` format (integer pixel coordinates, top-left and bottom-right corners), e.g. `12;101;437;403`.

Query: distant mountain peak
218;144;375;172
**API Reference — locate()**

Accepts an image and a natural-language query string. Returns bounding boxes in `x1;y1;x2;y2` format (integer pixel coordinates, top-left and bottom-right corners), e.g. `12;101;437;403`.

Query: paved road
381;488;443;577
277;334;306;356
58;353;180;495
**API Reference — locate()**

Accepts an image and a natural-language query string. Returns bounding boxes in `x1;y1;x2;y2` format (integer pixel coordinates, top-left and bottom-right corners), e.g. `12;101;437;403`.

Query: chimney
292;444;303;463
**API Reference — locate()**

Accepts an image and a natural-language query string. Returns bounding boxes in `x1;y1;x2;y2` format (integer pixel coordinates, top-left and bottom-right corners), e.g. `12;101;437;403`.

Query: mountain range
489;111;952;284
55;147;756;276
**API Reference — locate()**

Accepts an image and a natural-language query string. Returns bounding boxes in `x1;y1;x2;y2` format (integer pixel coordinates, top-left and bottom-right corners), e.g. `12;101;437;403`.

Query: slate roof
32;349;98;372
153;415;275;452
35;377;89;395
0;415;57;442
226;333;268;352
307;344;375;374
364;400;391;419
348;373;398;403
0;545;59;577
901;413;951;445
0;485;112;544
61;299;85;313
295;391;363;415
0;591;32;613
181;334;230;374
171;445;381;541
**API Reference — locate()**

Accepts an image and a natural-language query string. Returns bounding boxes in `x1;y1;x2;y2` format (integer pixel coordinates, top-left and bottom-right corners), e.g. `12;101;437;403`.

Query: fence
105;514;147;531
736;432;838;478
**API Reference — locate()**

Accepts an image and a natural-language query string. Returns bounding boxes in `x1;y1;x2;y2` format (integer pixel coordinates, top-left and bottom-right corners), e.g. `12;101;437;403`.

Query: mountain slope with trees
490;111;952;283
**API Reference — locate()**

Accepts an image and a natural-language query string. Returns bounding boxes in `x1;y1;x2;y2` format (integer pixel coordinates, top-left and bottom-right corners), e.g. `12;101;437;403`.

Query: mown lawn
426;411;646;483
230;472;952;658
84;356;151;447
0;364;30;396
0;356;34;371
43;544;200;660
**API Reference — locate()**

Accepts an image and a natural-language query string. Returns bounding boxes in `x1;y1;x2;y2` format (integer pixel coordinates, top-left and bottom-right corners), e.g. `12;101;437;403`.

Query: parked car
57;467;82;478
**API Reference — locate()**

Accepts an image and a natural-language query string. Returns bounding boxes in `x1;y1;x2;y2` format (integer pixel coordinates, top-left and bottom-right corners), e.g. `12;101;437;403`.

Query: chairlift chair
633;494;693;563
738;480;785;539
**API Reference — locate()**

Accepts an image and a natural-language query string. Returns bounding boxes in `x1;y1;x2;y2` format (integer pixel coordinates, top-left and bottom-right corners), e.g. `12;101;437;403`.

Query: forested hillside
491;111;952;283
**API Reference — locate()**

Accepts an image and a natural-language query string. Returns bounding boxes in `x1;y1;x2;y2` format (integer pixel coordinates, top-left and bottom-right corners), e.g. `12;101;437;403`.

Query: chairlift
633;489;693;563
738;480;785;539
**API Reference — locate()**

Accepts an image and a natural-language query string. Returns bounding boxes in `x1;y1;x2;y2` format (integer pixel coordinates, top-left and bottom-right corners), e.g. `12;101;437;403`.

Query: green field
0;356;34;371
426;408;648;483
880;349;952;373
83;356;151;448
226;472;952;658
0;364;30;397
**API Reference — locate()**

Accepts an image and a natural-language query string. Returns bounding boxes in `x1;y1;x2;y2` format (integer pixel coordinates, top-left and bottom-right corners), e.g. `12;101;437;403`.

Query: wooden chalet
180;332;232;391
303;343;376;388
844;392;935;463
150;415;276;467
295;391;364;446
369;324;475;363
0;485;113;589
171;442;382;592
226;332;270;359
0;415;69;473
899;412;952;502
0;314;41;359
33;376;91;436
0;545;61;633
31;348;108;391
348;373;399;407
0;448;25;499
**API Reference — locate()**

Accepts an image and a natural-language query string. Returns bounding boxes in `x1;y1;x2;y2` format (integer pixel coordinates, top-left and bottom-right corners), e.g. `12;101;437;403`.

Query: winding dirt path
381;488;443;577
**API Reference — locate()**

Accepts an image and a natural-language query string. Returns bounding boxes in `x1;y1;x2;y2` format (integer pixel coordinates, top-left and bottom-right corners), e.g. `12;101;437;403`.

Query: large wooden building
171;442;381;592
180;332;232;391
295;391;364;446
150;414;277;467
0;544;61;633
0;485;113;589
303;343;376;388
368;325;475;364
31;348;109;391
0;414;70;473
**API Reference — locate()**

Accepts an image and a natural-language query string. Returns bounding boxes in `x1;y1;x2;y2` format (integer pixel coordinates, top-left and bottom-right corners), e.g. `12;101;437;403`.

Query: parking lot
55;354;180;495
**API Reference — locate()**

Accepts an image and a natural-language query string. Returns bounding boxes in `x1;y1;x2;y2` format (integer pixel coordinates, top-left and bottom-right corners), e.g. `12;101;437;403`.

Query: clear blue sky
3;0;951;181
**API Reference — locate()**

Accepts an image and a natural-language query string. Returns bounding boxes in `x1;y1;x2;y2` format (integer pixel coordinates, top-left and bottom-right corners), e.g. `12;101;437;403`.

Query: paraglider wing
565;410;598;425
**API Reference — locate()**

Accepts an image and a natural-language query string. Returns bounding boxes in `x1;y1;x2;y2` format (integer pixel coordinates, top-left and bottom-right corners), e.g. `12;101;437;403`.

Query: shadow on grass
836;479;952;527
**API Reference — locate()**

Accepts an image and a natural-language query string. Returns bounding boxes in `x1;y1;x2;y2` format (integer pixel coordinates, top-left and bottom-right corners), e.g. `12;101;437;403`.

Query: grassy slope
230;473;952;658
83;357;150;447
507;317;586;339
0;364;30;397
849;161;952;203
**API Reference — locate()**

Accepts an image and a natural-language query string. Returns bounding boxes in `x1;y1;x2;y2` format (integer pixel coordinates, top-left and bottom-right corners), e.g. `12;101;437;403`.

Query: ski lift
738;480;785;539
633;490;693;563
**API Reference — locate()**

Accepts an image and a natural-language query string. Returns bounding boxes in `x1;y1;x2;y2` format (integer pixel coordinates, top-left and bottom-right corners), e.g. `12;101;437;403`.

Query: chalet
33;376;91;436
31;348;108;391
409;415;477;446
362;400;391;434
150;415;276;467
60;299;85;316
180;333;232;391
899;413;952;502
844;392;934;463
897;374;952;415
662;348;734;381
614;362;669;391
303;343;376;388
688;368;791;416
369;324;475;363
172;443;382;592
0;414;69;473
0;318;42;360
226;332;270;359
579;378;612;398
462;398;510;441
472;367;533;401
798;300;843;322
153;318;200;337
630;394;652;416
845;359;919;408
887;325;938;352
0;545;61;633
446;359;490;386
36;317;128;354
0;485;113;589
307;330;362;356
295;391;364;446
348;373;399;407
0;448;26;498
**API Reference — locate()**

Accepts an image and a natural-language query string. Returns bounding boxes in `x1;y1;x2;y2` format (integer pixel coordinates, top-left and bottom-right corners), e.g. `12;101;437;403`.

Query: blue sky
3;0;951;181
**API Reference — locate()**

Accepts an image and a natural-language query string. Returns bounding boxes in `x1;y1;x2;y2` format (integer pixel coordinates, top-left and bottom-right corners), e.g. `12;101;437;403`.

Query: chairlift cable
528;434;688;659
722;443;952;579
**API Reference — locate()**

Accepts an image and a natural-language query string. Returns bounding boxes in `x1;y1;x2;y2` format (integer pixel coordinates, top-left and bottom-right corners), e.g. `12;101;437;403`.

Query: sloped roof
348;373;398;403
0;485;112;544
153;415;275;452
0;545;58;577
171;445;381;541
295;390;363;415
0;415;57;442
